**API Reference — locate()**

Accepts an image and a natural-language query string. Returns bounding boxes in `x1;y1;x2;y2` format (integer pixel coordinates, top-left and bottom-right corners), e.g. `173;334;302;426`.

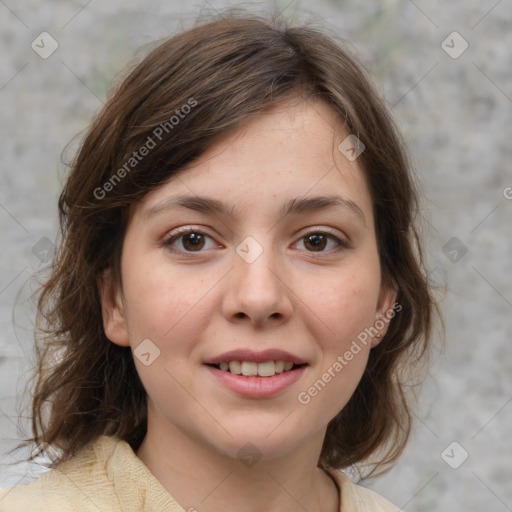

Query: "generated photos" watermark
297;302;402;405
93;97;198;200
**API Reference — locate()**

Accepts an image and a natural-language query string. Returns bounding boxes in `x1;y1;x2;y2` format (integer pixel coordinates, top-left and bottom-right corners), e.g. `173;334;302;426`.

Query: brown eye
303;233;328;252
295;230;347;254
181;232;205;251
165;228;217;253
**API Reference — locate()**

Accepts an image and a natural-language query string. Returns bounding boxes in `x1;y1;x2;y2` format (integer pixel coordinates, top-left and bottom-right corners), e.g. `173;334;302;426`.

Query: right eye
164;227;220;253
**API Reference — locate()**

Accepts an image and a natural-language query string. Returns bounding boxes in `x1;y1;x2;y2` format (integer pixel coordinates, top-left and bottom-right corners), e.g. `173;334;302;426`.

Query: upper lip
204;349;308;365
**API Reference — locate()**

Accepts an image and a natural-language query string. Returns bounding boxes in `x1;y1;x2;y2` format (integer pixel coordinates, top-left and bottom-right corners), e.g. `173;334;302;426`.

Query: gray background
1;1;511;511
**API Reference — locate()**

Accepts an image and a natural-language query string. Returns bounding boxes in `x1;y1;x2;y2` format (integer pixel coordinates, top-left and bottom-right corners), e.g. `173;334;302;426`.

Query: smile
205;363;307;398
204;349;308;397
211;360;302;377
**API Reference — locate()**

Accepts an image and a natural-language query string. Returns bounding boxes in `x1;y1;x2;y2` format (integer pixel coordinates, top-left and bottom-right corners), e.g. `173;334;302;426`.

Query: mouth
203;349;309;398
206;360;307;377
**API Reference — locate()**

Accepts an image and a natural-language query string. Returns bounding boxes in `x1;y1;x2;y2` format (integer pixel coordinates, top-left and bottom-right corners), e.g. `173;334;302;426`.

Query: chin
198;417;313;464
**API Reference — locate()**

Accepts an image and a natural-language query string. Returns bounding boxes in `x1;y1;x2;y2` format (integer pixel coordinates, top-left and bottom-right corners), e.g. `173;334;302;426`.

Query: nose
221;244;293;328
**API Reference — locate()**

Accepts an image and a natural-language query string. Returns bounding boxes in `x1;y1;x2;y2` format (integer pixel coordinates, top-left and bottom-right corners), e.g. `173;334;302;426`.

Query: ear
371;278;398;348
97;268;130;347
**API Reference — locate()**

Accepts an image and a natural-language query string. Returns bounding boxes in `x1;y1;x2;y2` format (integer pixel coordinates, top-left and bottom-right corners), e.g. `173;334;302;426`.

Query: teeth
241;361;258;376
274;360;285;373
229;361;241;375
218;360;297;377
257;361;275;377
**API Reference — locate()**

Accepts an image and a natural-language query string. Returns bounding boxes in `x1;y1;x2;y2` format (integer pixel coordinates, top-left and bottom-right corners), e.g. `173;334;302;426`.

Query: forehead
136;97;374;228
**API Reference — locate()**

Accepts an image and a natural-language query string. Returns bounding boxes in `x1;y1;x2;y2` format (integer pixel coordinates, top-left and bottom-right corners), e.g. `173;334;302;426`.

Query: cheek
121;256;223;371
293;266;380;417
295;282;376;422
299;267;381;348
121;262;218;411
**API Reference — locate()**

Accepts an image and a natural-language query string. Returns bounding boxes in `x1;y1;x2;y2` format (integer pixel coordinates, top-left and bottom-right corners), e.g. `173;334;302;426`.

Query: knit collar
102;435;356;511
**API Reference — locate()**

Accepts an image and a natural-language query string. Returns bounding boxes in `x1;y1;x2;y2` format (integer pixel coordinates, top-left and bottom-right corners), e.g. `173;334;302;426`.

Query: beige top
0;436;401;511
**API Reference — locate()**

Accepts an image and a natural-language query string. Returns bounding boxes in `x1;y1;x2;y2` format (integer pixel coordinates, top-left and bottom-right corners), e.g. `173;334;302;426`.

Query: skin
100;96;396;512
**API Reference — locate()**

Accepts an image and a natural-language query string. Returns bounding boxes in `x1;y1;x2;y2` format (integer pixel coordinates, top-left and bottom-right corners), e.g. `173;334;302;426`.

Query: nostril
233;311;282;320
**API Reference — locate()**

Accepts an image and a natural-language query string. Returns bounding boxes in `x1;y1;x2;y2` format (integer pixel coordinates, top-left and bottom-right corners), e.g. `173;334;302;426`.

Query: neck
136;419;339;512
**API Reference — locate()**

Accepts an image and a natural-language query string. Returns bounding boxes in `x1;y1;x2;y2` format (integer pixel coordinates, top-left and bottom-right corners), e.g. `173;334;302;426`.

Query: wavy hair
18;12;438;477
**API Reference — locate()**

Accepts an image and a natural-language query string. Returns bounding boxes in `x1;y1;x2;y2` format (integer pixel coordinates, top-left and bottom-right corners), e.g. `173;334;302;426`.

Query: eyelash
163;226;349;256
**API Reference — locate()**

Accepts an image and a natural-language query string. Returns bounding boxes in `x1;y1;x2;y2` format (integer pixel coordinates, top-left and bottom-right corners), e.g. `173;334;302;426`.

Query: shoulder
0;436;122;512
327;469;403;512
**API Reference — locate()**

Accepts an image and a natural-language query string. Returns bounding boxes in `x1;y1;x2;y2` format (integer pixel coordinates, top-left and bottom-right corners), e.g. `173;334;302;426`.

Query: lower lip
205;365;307;398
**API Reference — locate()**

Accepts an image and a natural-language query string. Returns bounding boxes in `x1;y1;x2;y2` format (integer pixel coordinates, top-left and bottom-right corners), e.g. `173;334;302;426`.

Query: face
100;97;396;462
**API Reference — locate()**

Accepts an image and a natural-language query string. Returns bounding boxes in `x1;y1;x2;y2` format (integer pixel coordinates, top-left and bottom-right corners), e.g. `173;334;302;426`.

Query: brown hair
20;12;438;476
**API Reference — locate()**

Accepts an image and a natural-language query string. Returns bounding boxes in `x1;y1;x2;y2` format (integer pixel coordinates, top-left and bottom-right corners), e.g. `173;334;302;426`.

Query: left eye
294;231;345;252
165;229;218;252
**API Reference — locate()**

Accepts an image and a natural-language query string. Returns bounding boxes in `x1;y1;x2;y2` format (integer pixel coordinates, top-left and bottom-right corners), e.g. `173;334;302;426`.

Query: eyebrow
146;194;366;225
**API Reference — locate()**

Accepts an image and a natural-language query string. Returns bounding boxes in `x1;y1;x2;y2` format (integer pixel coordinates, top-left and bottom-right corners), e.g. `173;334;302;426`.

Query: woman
0;12;437;511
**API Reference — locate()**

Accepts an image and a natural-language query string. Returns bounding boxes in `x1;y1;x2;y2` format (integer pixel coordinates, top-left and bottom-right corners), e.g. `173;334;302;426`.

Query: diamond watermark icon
31;32;59;59
236;236;263;264
237;442;262;468
441;441;469;469
32;237;56;264
134;338;161;366
338;134;365;161
441;32;468;59
442;237;468;263
31;442;60;466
